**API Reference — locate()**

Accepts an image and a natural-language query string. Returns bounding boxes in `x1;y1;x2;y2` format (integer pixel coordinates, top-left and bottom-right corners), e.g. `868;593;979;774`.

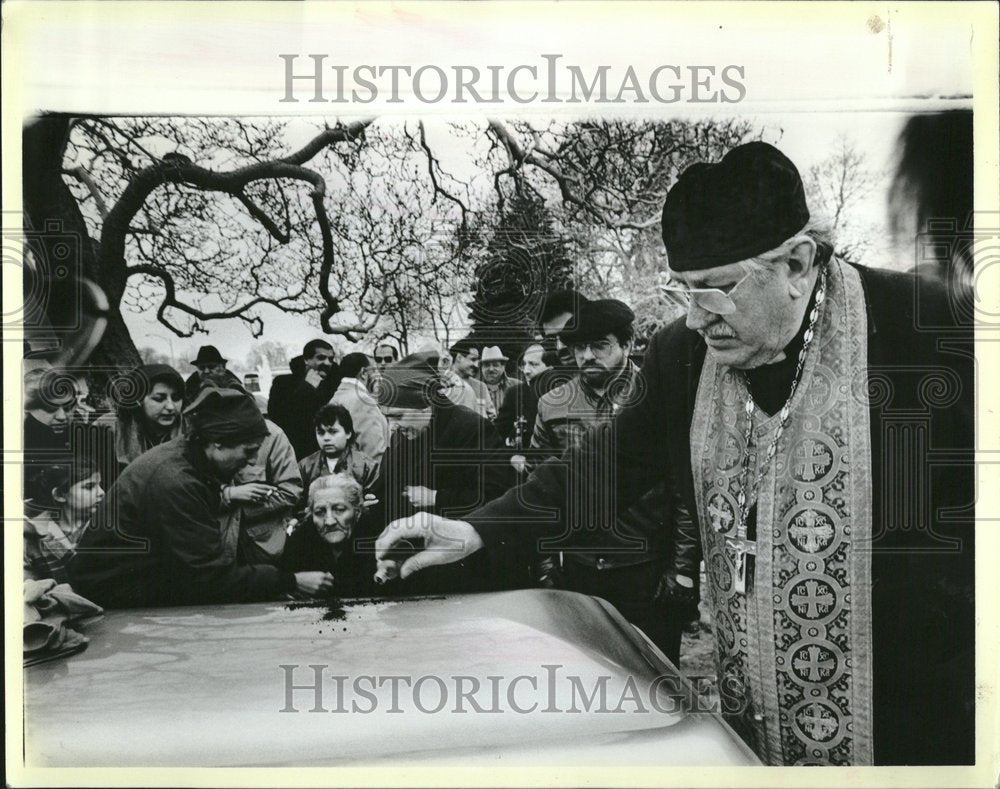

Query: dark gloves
532;556;563;589
654;570;700;625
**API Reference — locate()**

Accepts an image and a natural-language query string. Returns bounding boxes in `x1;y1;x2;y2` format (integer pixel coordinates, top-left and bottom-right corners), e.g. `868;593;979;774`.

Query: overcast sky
122;109;912;370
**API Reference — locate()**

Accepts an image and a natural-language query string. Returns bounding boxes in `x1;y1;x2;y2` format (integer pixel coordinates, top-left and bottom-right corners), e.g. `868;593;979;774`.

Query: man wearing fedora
478;345;517;417
378;142;975;766
184;345;241;403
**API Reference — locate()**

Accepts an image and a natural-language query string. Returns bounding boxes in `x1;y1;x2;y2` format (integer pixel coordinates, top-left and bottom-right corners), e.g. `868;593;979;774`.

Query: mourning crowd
21;142;975;766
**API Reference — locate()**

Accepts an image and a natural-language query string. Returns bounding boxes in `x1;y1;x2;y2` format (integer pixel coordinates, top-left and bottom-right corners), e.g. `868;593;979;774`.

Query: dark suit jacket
267;367;342;460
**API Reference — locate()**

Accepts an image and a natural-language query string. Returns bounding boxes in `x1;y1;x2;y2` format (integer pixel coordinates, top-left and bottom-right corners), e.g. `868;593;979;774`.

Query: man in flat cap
378;142;974;766
527;297;698;663
70;386;335;607
373;351;512;526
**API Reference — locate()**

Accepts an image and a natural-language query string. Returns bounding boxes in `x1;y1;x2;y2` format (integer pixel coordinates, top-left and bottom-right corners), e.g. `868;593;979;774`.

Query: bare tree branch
234;191;290;243
62;166;109;218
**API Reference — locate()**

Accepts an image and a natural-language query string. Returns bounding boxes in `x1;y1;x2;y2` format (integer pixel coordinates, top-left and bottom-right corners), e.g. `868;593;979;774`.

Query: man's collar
340;376;371;393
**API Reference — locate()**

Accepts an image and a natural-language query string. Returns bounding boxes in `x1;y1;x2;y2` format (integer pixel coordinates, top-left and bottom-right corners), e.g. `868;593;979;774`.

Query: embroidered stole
690;259;874;765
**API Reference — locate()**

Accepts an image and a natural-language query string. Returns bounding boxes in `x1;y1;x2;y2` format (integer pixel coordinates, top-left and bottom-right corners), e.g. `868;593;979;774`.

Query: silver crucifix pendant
727;537;757;594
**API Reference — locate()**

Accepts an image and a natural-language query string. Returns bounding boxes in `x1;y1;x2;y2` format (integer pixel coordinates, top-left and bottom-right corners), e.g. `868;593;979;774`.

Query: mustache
702;326;737;340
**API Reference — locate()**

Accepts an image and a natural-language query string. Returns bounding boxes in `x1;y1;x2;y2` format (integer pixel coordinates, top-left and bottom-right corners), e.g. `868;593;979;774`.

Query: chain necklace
727;263;828;594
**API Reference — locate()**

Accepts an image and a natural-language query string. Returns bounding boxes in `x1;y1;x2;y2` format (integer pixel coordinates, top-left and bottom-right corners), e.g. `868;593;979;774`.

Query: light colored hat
480;346;509;363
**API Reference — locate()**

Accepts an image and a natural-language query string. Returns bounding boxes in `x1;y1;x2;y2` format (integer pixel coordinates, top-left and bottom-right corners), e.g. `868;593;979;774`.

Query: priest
376;142;975;766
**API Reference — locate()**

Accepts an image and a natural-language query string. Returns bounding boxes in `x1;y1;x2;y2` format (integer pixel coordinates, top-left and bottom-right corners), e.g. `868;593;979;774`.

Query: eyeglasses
658;270;753;315
569;339;618;355
374;355;394;363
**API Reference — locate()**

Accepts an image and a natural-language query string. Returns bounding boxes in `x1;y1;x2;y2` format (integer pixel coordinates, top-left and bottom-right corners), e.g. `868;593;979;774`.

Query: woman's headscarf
100;364;185;466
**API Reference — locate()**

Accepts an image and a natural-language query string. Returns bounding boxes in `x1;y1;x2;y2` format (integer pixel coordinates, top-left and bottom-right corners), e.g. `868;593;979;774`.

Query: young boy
297;404;379;499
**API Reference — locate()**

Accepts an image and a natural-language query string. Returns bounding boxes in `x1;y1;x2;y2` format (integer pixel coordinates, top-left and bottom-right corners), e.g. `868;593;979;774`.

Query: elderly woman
96;364;184;472
281;474;376;596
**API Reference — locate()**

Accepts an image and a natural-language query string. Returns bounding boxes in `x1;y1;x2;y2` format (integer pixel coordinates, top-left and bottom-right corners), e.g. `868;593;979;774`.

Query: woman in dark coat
94;364;184;481
281;474;378;597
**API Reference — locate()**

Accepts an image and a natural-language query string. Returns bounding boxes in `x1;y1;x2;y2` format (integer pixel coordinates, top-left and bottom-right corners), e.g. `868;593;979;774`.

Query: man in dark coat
267;339;342;459
525;297;697;664
374;350;514;524
70;386;336;608
184;345;242;403
532;289;587;396
376;143;974;766
371;351;516;593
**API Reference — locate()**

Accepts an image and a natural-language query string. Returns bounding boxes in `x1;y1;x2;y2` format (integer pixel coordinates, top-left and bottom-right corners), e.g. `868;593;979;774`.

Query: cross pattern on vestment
719;434;741;469
789;509;835;553
793;645;836;682
791;580;836;619
708;495;734;533
798;702;838;741
793;439;832;482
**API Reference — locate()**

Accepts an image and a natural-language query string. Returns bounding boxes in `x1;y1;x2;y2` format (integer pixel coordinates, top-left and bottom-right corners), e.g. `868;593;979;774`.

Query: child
24;460;105;584
297;404;379;498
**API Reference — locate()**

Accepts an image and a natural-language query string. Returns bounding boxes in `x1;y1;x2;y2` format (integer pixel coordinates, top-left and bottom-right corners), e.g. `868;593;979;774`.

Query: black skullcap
559;299;635;344
377;350;441;410
662;142;810;272
183;386;268;443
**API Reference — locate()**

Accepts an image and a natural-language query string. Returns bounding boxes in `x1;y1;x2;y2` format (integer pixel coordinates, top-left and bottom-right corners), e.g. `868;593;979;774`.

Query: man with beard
376;142;974;766
526;298;694;662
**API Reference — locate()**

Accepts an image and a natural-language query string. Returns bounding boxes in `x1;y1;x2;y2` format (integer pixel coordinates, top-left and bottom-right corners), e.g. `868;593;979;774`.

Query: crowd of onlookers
22;288;694;661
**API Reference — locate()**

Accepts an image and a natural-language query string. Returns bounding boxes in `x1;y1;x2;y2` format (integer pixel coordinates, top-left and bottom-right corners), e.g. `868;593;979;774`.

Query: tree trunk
22;115;140;373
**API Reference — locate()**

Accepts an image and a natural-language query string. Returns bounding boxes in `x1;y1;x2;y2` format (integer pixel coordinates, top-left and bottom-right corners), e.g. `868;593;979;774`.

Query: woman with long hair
96;364;185;472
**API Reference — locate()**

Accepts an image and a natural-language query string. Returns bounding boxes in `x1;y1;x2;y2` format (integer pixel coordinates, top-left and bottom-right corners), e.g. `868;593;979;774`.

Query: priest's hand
375;513;484;579
403;485;436;509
